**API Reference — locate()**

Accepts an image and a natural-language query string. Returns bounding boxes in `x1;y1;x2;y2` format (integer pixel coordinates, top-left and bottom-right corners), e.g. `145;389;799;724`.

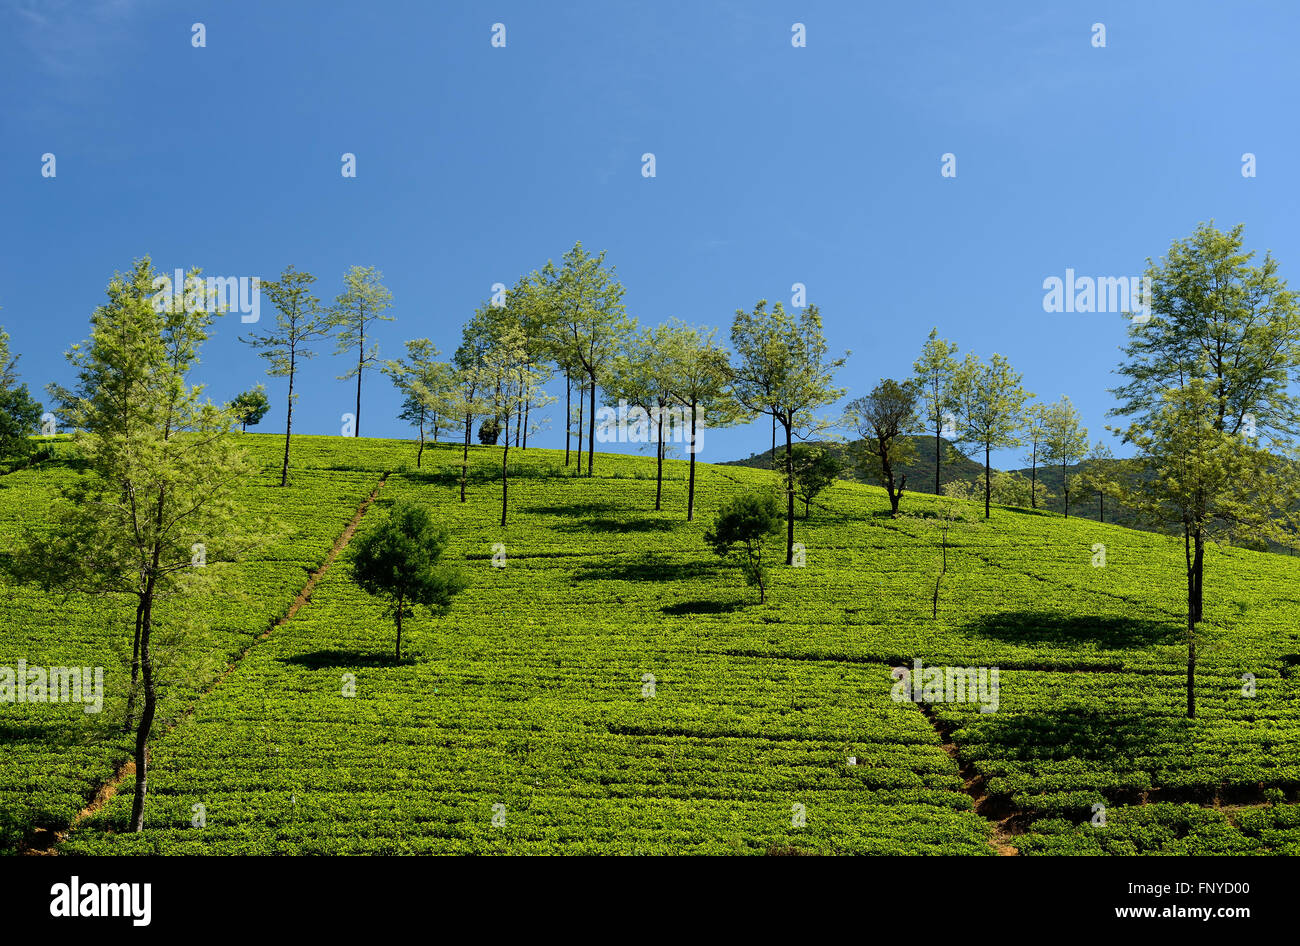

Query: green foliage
229;385;270;431
349;501;467;660
0;332;42;460
951;352;1031;519
705;489;783;602
848;378;919;515
777;444;842;518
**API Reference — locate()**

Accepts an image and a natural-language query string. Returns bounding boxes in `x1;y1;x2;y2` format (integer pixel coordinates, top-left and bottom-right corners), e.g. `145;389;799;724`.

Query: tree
1080;440;1114;522
477;418;501;445
950;353;1031;519
452;303;501;502
912;329;960;496
243;265;330;486
330;265;395;437
475;326;555;526
704;490;783;604
385;339;453;468
1109;222;1300;717
538;243;634;476
229;385;270;433
729;300;846;563
0;326;42;462
350;502;466;661
605;326;672;510
663;321;738;520
1040;396;1088;518
1022;402;1047;510
848;378;919;516
779;444;842;518
13;258;257;832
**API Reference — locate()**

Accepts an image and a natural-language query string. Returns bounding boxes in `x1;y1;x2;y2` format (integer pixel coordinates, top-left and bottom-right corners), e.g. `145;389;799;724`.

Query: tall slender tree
950;352;1030;519
664;321;738;521
729;300;846;563
330;265;395;437
14;258;257;831
385;339;453;468
1109;222;1300;716
243;265;330;485
912;329;959;496
1040;395;1088;518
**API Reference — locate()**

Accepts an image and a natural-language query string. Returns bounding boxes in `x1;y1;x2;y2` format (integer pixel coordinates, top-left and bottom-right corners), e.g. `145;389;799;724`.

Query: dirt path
22;474;388;855
914;700;1025;856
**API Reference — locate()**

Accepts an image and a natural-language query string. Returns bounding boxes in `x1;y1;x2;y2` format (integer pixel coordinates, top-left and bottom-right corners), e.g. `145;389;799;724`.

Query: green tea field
4;434;1299;855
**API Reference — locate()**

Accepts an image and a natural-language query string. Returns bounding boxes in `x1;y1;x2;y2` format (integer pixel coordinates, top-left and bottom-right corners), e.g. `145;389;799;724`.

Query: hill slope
3;435;1300;855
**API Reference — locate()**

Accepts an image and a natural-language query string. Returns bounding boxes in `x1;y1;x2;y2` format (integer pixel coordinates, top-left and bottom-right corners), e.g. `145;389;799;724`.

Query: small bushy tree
704;490;783;603
229;385;270;432
350;502;466;661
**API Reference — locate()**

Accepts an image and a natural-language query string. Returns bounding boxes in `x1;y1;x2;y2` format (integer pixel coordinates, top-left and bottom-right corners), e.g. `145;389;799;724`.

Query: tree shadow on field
280;650;413;669
661;599;744;616
553;515;679;534
962;611;1178;649
573;553;721;583
525;501;621;517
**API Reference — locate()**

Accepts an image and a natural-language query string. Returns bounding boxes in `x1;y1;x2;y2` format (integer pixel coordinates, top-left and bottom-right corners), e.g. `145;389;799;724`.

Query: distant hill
721;434;984;494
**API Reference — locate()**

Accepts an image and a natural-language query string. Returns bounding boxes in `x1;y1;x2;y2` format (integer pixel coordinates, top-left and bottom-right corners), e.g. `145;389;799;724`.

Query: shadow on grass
280;649;413;669
962;611;1178;648
573;554;721;583
661;599;744;616
525;501;622;517
553;515;679;534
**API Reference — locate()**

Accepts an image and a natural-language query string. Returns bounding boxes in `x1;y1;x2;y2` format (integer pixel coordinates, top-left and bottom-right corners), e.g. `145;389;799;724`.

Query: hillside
3;435;1300;855
723;434;985;494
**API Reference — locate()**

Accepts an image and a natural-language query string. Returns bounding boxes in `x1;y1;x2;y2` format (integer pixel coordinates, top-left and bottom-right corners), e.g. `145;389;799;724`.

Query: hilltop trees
15;258;257;832
1022;402;1047;510
705;490;783;604
350;502;466;661
951;353;1031;519
848;378;920;516
730;300;846;564
229;385;270;433
539;243;634;476
664;321;737;521
385;339;454;468
1110;221;1300;718
476;326;555;526
243;265;331;486
330;265;395;437
605;325;675;510
1041;396;1088;518
782;444;842;518
913;330;960;496
0;327;42;462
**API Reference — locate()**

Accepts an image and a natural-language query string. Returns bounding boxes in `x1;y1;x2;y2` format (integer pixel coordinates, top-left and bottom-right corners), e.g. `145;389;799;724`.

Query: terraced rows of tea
5;434;1300;854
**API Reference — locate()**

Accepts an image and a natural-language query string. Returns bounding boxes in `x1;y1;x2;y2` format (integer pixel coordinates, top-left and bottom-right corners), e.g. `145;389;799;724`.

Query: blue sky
2;0;1297;468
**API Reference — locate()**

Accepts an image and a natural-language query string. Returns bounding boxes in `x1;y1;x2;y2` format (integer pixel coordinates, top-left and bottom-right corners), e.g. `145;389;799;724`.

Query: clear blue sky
2;1;1297;468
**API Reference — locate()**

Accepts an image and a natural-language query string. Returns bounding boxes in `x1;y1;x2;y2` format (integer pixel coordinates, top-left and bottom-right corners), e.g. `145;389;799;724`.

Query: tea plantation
3;434;1299;854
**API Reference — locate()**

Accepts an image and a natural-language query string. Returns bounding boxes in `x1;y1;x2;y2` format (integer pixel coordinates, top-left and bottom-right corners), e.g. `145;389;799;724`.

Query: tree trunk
935;423;942;496
355;321;363;437
280;351;295;487
417;419;425;469
515;400;522;447
501;421;510;527
460;411;471;503
984;443;991;519
1186;614;1196;719
655;409;664;511
575;382;583;475
771;415;776;470
122;599;144;733
1029;445;1037;510
523;396;529;449
687;401;698;521
1062;461;1069;518
784;421;795;565
587;373;596;477
564;372;571;465
128;581;157;832
392;595;403;662
1099;492;1104;523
